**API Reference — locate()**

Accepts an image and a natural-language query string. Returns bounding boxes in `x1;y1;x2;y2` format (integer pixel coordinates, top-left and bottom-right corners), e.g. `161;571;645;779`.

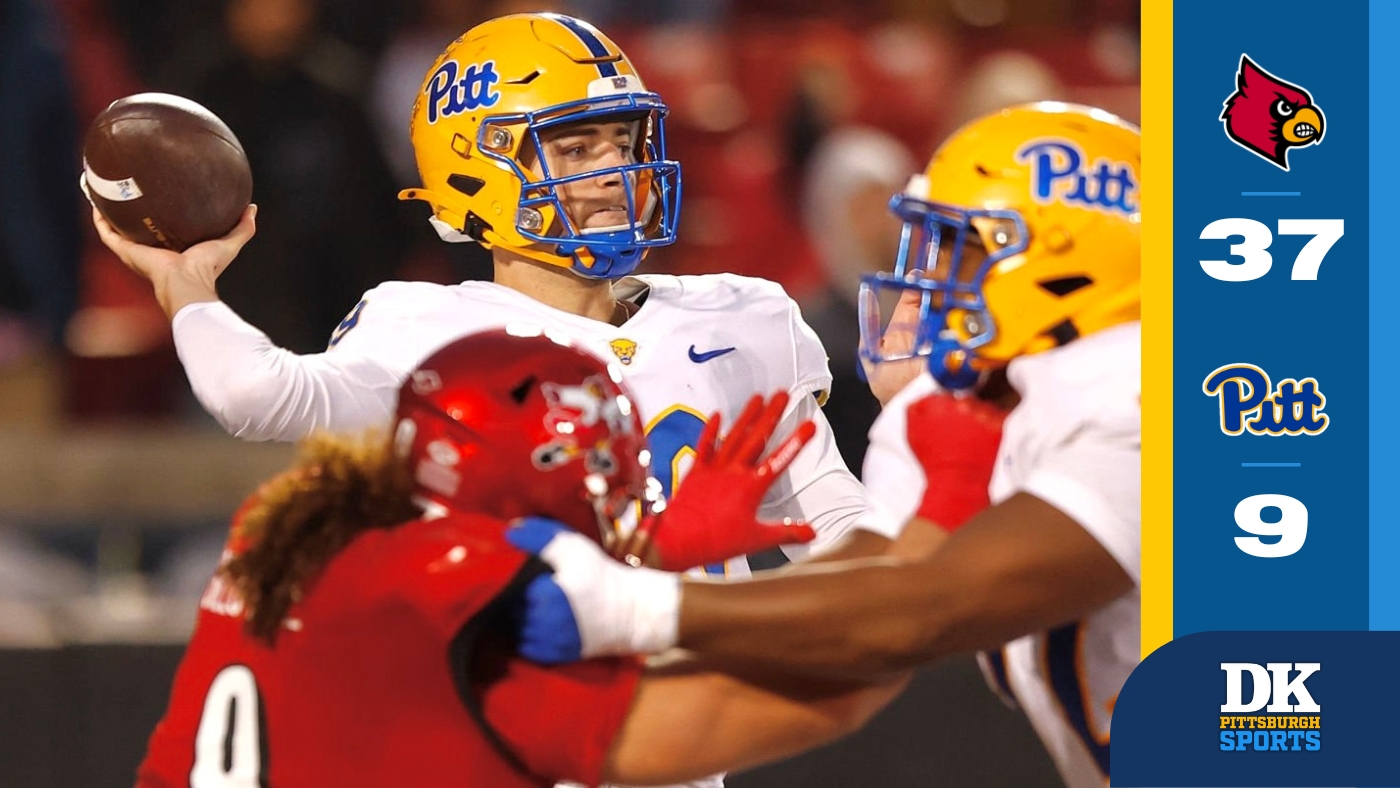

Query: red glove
624;392;817;571
905;394;1007;532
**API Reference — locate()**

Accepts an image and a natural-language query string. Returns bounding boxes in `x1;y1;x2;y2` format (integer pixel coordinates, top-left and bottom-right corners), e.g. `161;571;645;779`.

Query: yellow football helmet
858;102;1140;389
398;13;680;279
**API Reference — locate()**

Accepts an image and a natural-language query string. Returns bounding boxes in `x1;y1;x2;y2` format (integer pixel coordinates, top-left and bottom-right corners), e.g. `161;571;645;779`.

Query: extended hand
621;392;817;571
862;289;928;407
91;204;257;320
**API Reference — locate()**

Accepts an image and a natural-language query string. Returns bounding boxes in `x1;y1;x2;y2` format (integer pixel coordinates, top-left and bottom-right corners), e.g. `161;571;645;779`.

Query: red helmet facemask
393;328;659;547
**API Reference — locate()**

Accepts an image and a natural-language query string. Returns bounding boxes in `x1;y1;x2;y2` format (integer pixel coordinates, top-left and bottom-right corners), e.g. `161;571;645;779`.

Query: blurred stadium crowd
0;0;1138;646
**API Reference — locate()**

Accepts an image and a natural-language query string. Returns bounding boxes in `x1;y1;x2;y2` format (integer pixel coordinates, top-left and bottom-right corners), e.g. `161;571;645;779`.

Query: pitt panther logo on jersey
1221;55;1324;171
424;59;501;124
1016;139;1137;215
609;339;638;365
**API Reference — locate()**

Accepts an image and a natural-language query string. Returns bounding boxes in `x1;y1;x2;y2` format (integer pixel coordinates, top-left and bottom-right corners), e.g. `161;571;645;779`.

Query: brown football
82;93;252;251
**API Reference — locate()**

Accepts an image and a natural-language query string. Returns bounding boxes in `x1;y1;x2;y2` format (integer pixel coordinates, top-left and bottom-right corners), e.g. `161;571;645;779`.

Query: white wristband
626;568;681;654
539;530;682;657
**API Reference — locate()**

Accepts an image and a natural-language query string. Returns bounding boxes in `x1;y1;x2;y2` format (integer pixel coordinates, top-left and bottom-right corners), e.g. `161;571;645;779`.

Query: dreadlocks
222;432;421;645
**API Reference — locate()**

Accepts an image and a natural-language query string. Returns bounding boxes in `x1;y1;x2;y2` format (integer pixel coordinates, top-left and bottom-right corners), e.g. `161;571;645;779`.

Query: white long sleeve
858;372;939;541
172;301;403;441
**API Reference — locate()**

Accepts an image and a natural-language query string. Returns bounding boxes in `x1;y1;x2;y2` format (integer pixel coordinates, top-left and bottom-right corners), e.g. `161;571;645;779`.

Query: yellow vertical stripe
1140;0;1174;657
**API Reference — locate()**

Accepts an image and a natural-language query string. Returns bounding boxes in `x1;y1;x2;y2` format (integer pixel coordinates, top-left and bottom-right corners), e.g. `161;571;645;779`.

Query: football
82;93;252;251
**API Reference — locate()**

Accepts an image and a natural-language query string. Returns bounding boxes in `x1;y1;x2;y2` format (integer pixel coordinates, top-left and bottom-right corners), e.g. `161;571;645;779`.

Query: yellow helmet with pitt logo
859;102;1140;389
399;13;681;279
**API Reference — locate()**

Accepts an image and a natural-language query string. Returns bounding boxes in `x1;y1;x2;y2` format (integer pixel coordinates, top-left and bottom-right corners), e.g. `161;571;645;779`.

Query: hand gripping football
82;93;252;251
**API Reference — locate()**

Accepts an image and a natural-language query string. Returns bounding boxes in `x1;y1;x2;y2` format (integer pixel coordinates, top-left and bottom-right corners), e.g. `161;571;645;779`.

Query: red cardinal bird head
1221;54;1324;170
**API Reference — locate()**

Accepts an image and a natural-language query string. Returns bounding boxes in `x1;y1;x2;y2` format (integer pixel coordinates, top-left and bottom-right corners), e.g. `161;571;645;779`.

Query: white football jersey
173;273;887;577
862;321;1141;788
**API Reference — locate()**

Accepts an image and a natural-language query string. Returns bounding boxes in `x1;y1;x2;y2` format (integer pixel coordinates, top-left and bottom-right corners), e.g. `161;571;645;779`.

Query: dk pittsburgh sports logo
1219;662;1322;752
1220;55;1325;170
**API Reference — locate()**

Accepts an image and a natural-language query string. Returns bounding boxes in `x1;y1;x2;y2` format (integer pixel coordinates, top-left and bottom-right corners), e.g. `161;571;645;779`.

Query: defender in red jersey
138;329;899;788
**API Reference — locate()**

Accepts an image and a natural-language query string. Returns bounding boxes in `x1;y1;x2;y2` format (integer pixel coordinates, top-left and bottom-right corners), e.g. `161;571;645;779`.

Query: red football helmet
393;327;659;546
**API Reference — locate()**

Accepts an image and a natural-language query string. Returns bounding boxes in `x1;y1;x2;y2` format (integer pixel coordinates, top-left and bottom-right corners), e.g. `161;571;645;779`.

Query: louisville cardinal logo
533;376;629;474
1221;55;1324;170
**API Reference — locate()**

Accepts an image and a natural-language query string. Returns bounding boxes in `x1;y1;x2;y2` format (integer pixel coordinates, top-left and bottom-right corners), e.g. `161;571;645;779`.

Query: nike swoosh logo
688;345;737;363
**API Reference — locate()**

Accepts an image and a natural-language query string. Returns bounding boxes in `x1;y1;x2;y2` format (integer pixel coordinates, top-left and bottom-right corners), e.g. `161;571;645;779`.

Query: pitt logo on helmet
399;14;682;281
424;60;501;124
855;103;1140;392
1016;140;1138;215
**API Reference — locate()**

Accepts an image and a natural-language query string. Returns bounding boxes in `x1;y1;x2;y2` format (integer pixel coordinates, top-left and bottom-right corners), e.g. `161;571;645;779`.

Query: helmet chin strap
565;237;645;279
428;202;652;278
584;472;619;548
928;336;984;391
428;214;475;243
605;250;644;276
